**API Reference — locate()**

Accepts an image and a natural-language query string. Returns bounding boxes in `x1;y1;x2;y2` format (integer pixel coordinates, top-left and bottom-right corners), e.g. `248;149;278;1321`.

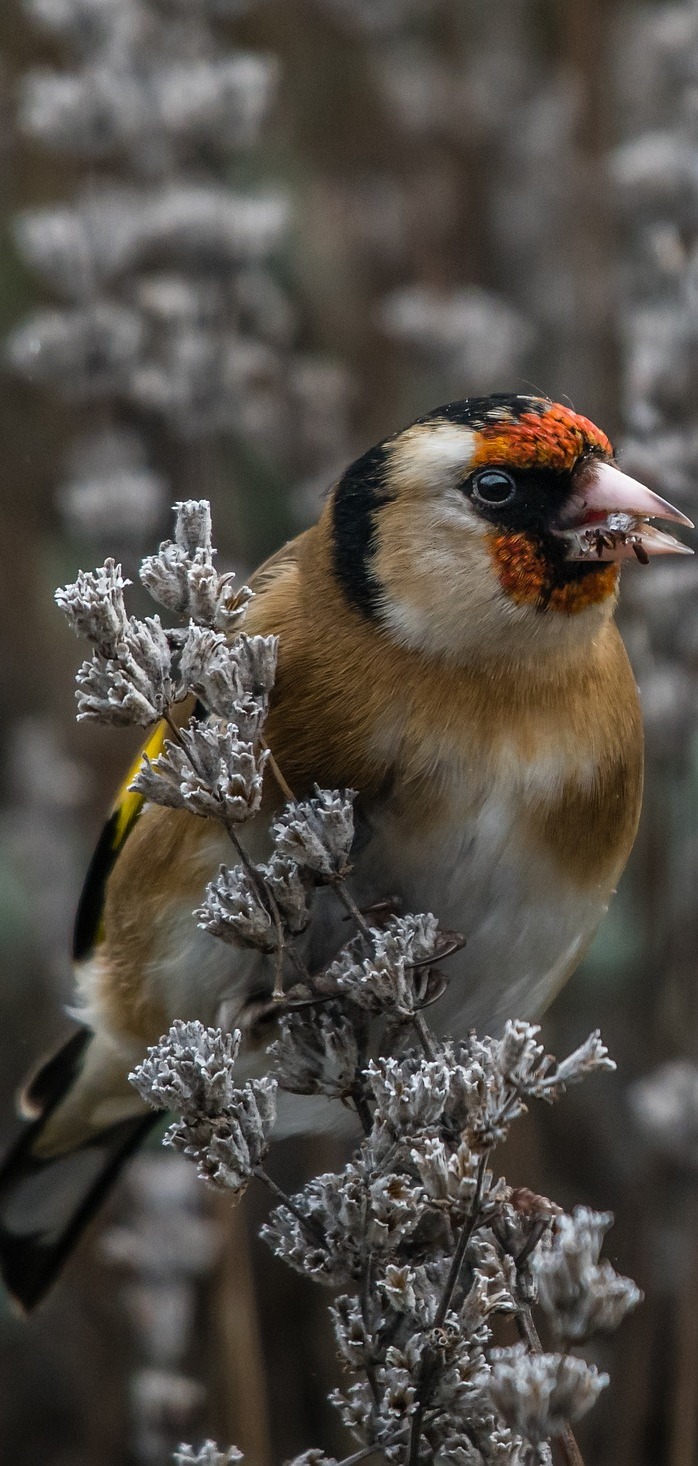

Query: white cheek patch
388;421;477;494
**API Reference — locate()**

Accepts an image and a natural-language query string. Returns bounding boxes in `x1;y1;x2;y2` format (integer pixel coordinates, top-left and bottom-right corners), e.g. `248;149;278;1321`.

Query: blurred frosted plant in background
327;1;592;411
610;6;698;1027
604;15;698;1464
3;11;347;1460
55;427;167;553
630;1061;698;1170
313;0;445;36
10;0;283;484
611;5;698;711
380;285;533;393
7;0;352;554
104;1154;222;1465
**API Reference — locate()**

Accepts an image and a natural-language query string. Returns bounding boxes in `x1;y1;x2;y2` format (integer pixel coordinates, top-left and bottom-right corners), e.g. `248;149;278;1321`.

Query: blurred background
1;1;698;1462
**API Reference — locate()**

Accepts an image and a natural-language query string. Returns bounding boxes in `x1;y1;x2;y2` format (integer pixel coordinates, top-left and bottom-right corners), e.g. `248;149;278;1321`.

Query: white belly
344;764;608;1037
143;757;607;1045
356;827;599;1038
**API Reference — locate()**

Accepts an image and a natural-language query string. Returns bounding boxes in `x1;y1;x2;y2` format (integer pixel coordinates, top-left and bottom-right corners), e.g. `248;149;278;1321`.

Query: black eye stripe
331;442;394;617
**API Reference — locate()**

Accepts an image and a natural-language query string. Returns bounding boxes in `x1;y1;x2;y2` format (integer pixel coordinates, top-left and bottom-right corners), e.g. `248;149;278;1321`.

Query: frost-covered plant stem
133;1013;632;1465
261;740;296;804
57;501;642;1466
406;1147;490;1466
161;707;292;998
436;1150;491;1334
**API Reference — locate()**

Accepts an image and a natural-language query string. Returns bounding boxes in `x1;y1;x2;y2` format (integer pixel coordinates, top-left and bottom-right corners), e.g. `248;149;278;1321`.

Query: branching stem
254;1167;326;1247
260;735;295;802
333;878;375;943
221;814;287;998
359;1249;381;1410
412;1011;437;1060
406;1149;490;1466
434;1149;490;1330
336;1448;384;1466
161;707;308;996
352;1086;373;1137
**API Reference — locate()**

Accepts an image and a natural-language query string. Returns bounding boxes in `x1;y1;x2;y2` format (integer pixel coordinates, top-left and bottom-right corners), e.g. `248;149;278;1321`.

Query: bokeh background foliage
1;1;698;1463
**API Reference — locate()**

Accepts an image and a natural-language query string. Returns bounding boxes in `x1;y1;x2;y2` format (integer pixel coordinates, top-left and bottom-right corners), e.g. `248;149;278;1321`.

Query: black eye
470;468;517;506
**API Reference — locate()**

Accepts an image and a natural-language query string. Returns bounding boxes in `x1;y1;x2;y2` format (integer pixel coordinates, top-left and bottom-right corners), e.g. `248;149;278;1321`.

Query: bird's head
329;394;693;668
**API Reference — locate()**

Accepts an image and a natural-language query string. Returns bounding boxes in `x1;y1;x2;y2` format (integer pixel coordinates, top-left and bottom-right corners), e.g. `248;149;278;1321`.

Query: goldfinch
0;392;692;1311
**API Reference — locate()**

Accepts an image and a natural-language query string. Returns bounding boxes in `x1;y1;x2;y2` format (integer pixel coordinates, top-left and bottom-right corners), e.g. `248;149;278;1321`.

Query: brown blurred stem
212;1196;272;1466
260;734;295;802
668;1195;698;1466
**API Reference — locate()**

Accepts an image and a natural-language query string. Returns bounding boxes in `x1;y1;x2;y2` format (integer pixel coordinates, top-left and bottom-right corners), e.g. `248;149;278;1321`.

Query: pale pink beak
556;459;694;563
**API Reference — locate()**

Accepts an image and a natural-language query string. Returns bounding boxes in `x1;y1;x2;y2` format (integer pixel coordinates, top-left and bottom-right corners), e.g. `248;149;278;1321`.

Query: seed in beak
558;462;694;562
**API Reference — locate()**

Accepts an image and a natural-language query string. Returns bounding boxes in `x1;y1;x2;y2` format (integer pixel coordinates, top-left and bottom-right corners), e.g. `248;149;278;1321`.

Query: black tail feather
0;1031;157;1312
20;1029;91;1119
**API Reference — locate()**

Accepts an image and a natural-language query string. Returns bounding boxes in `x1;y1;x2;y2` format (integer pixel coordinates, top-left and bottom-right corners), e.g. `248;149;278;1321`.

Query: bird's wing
71;719;174;962
246;530;309;596
71;529;309;964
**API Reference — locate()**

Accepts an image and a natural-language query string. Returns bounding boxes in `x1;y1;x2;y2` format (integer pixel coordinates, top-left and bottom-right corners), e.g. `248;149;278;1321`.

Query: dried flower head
331;912;442;1016
272;789;355;881
488;1346;608;1442
178;630;278;723
131;721;268;821
54;558;130;649
76;615;174;725
174;1441;243;1466
196;863;276;953
532;1207;642;1341
130;1021;276;1197
140;500;252;632
130;1021;242;1119
271;1004;359;1098
262;853;313;934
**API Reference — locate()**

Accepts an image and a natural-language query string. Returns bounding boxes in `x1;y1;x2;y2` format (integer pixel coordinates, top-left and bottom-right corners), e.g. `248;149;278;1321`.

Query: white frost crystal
140;500;252;632
55;557;130;648
272;788;355;880
131;721;268;821
130;1021;276;1196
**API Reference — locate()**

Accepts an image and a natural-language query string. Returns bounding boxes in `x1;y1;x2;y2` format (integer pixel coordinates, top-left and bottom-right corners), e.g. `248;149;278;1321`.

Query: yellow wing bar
72;719;169;962
111;720;168;846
